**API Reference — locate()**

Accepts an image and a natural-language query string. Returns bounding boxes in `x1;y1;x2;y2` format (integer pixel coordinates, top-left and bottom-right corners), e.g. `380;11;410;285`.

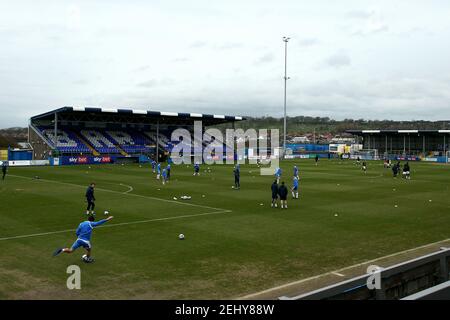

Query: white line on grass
119;183;133;194
239;237;450;299
9;174;228;212
331;272;345;277
0;209;231;242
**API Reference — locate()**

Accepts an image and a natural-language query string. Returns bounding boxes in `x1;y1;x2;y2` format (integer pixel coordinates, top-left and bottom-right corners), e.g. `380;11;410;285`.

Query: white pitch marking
239;237;450;299
119;183;133;194
0;209;231;242
331;272;345;277
9;174;227;212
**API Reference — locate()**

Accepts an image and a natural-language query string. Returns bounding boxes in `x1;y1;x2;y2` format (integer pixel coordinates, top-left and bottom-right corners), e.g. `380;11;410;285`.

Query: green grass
0;159;449;299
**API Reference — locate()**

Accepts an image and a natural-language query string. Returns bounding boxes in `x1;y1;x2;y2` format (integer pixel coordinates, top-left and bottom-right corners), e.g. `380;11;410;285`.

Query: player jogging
362;161;367;174
315;155;319;166
271;180;279;208
278;182;288;209
1;161;7;180
403;162;411;180
53;215;114;263
85;183;96;215
151;159;156;173
291;176;299;199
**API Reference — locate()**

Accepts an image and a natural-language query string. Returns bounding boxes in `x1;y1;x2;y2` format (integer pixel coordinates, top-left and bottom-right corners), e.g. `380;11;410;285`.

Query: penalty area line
0;209;232;242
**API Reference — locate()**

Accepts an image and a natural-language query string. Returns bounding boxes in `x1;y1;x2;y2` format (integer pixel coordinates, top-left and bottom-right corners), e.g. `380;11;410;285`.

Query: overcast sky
1;0;450;128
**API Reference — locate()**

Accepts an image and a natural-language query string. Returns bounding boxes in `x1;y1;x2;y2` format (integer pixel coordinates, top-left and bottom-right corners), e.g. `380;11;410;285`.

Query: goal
352;149;379;161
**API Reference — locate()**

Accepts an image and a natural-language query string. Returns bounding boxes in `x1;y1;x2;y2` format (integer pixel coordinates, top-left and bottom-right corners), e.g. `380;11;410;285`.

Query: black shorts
279;196;287;201
272;193;278;200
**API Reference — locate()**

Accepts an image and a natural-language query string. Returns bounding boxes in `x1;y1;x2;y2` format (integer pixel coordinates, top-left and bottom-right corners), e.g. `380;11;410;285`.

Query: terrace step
73;131;100;156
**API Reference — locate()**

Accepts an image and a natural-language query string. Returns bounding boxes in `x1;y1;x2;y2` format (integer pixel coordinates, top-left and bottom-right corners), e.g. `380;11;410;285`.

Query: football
104;210;109;215
178;233;185;240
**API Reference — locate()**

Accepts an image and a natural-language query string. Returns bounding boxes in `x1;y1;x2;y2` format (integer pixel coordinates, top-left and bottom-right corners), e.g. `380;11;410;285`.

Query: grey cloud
345;10;375;19
137;79;158;88
172;57;190;62
133;65;150;72
73;79;88;85
137;78;175;88
255;53;275;65
299;38;319;47
214;42;244;50
325;53;351;68
189;41;208;48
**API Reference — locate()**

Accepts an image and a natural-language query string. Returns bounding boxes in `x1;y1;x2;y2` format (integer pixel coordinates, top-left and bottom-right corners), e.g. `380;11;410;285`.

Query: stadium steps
143;132;166;155
73;131;101;156
114;144;129;157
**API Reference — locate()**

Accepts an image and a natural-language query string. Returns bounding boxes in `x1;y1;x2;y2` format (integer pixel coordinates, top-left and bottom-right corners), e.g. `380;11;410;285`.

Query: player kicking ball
53;215;114;263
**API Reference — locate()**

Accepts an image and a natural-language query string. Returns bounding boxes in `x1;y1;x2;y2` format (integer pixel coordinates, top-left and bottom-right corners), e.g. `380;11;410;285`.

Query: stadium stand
28;106;244;163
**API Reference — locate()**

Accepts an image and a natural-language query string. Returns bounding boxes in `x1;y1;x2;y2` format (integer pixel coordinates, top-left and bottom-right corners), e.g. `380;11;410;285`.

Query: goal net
352;149;380;161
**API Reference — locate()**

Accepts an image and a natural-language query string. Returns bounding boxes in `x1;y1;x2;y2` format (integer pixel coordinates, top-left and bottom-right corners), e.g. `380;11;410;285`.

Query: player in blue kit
293;165;299;178
162;167;168;185
151;159;156;173
193;162;200;176
156;162;161;179
291;176;299;199
53;215;114;263
275;167;282;184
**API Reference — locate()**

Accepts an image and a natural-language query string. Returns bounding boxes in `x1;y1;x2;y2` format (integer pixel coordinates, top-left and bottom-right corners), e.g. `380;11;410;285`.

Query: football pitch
0;159;449;299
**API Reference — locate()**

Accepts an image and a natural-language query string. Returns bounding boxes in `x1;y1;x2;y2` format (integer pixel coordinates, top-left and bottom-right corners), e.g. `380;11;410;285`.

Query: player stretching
85;183;96;215
291;176;299;199
53;215;114;263
271;180;279;208
1;161;7;180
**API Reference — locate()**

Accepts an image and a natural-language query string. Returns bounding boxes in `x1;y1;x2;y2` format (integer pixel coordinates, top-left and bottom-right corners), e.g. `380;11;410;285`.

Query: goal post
352;149;379;161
